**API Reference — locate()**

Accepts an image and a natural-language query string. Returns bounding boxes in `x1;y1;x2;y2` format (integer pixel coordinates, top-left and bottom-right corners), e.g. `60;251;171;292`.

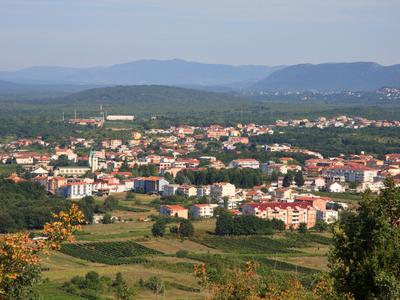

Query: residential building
210;182;236;199
241;202;317;229
228;159;260;169
58;182;93;199
160;205;188;219
53;166;90;176
190;204;218;219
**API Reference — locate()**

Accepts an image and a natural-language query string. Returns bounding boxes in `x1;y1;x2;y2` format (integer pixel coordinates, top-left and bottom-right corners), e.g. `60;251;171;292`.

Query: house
294;196;330;212
328;182;346;193
177;185;197;197
134;176;169;194
210;182;236;199
261;163;288;176
228;159;260;169
58;182;93;199
32;167;49;176
275;188;293;200
241;202;317;229
323;163;378;183
318;210;339;224
160;205;188;219
53;166;90;176
190;204;218;219
163;184;180;196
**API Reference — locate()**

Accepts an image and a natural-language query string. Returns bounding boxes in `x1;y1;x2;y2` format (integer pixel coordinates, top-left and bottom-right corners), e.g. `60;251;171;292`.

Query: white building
228;159;260;169
58;182;93;199
210;182;236;199
190;204;218;219
54;166;90;176
106;115;135;121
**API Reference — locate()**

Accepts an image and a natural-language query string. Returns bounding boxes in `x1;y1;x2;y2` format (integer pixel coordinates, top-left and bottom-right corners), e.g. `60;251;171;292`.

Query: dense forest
0;179;69;233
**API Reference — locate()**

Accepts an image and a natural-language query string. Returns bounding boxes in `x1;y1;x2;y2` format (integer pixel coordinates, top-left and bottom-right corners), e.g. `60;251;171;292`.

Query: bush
144;276;165;295
102;213;113;224
313;220;329;232
169;225;178;234
298;223;308;234
178;219;194;237
151;220;166;237
176;250;189;258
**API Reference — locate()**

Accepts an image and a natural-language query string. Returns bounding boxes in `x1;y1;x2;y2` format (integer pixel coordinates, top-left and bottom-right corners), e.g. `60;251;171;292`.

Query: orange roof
163;205;187;211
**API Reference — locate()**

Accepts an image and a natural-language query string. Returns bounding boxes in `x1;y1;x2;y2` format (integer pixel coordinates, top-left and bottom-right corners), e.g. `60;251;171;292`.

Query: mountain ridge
250;62;400;92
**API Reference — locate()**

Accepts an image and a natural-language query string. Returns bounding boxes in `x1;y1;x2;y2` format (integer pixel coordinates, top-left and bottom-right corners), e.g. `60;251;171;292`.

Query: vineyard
61;241;162;265
192;233;331;254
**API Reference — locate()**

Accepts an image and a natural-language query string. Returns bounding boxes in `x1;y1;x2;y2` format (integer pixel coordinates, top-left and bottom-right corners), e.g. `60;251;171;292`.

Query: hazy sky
1;0;399;70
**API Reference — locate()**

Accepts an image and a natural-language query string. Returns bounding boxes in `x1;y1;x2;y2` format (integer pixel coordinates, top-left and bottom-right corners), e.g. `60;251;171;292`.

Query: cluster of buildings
275;115;400;129
2;120;400;229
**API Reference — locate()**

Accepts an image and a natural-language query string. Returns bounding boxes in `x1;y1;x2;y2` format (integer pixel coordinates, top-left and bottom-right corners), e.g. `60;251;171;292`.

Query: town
2;117;400;232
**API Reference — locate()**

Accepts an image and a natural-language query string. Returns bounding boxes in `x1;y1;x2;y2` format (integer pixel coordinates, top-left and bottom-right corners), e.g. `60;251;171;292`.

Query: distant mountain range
250;62;400;92
0;79;100;96
0;60;399;94
0;59;282;88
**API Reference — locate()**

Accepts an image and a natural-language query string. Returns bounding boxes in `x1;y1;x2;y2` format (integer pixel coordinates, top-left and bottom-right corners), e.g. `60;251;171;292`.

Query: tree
271;218;286;231
329;177;400;299
215;210;234;236
294;171;305;187
282;173;292;188
0;204;84;298
270;170;279;182
151;220;165;237
103;196;119;211
298;223;308;234
313;220;329;232
102;213;113;224
178;219;194;237
144;276;165;295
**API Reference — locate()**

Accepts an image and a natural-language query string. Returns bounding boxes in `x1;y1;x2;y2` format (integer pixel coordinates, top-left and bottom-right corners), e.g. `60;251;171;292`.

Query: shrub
178;219;194;237
298;223;308;234
144;276;165;295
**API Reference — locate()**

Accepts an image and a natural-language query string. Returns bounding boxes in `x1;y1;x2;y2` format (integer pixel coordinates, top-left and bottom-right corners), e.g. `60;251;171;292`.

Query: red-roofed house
160;205;188;219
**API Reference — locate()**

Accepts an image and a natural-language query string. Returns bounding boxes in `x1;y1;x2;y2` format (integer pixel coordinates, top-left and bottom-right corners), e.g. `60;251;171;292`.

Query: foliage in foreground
194;261;351;300
63;271;134;300
329;177;400;299
0;204;84;299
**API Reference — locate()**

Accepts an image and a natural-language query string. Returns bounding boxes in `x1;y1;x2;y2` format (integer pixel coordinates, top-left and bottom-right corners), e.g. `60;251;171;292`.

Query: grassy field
36;192;332;299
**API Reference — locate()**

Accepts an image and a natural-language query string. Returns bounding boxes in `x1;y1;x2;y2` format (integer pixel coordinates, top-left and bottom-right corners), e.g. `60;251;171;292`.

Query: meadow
34;192;333;299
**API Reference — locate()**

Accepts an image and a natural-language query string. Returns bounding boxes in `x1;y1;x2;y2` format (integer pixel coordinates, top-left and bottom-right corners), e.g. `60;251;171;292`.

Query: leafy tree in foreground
0;204;84;299
329;177;400;299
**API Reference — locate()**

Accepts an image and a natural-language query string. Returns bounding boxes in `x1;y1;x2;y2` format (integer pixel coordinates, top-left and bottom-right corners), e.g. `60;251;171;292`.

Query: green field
35;192;332;299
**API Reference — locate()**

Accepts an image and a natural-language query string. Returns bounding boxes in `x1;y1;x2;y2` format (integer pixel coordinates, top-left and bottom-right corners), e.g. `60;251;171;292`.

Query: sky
1;0;399;70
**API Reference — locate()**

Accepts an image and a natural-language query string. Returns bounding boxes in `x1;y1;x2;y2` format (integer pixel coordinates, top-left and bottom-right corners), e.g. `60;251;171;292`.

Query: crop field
36;196;333;299
192;233;331;254
60;241;161;265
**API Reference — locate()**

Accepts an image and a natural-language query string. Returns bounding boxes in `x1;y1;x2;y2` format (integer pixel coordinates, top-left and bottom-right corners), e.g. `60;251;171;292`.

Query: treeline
174;168;263;188
251;127;400;157
0;179;69;233
215;210;285;236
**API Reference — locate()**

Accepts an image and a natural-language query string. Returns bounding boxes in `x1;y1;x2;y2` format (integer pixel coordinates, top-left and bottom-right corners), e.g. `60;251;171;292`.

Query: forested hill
250;62;400;92
55;85;251;112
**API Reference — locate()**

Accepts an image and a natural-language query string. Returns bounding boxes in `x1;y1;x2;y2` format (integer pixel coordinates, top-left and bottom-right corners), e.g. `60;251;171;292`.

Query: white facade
190;204;218;219
106;115;134;121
